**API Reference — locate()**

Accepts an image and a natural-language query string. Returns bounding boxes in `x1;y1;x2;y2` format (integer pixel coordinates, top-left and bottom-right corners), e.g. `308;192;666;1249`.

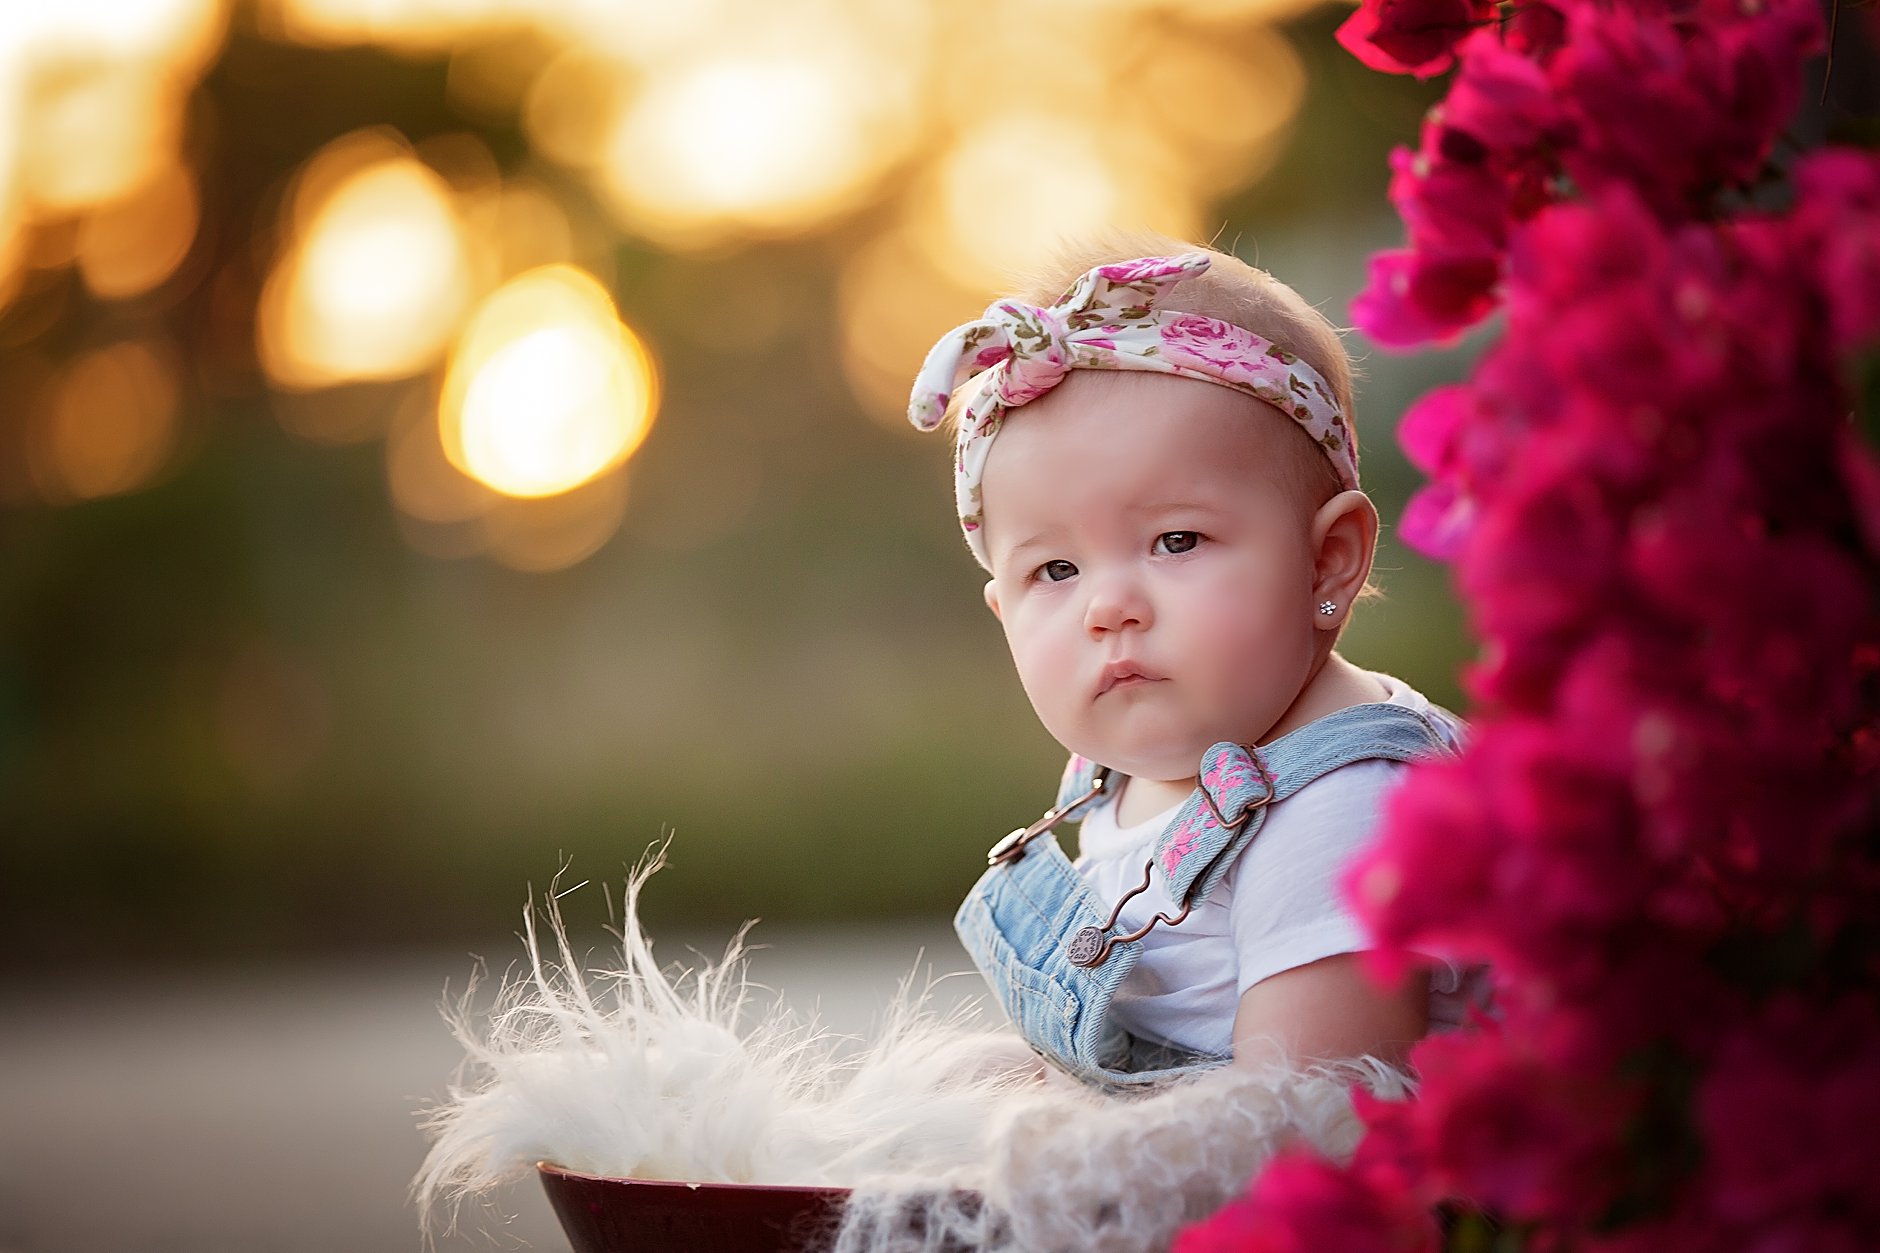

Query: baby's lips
1095;659;1163;696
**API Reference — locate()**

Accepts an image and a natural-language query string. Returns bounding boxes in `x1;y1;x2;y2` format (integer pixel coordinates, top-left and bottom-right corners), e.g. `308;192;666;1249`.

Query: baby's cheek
1012;644;1074;718
1192;590;1284;654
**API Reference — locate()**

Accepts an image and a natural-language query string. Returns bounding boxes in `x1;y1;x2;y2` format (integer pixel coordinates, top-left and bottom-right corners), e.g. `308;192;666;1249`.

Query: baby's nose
1083;577;1152;634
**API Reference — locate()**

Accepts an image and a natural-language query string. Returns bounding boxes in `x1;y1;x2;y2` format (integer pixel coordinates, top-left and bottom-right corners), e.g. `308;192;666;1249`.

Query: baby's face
979;372;1322;784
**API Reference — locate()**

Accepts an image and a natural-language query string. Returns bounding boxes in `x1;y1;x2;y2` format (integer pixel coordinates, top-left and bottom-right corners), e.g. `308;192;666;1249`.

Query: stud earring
1318;600;1337;616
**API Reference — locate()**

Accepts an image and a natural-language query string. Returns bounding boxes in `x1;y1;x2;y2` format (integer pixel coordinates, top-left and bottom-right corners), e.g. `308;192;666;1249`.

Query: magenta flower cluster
1179;0;1880;1249
1347;0;1823;349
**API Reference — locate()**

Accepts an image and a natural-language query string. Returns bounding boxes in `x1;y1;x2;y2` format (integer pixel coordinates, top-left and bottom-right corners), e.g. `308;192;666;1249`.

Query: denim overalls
954;702;1461;1091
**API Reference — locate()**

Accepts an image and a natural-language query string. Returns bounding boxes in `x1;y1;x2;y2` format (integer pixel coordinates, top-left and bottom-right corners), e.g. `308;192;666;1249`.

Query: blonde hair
1010;228;1355;510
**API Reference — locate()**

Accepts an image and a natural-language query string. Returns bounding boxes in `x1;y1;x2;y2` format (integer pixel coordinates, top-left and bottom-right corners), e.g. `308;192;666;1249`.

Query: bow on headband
906;252;1357;568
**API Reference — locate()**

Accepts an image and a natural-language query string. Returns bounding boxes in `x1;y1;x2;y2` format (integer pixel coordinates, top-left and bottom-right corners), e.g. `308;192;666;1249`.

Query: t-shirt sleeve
1227;759;1408;996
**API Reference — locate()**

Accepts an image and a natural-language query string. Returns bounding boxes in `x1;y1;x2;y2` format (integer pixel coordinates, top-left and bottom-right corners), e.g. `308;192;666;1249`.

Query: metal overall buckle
987;768;1112;865
1066;750;1277;969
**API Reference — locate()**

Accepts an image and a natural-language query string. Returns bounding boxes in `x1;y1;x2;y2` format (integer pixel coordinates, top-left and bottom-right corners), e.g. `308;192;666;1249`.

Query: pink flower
1790;149;1880;355
1394;385;1480;477
1159;314;1266;376
1837;429;1880;563
1552;0;1822;220
1334;0;1495;79
1093;257;1184;283
1395;384;1489;554
1175;1148;1439;1253
990;308;1072;406
1234;5;1880;1250
1389;142;1511;259
1398;480;1477;559
908;392;948;430
1410;1032;1639;1224
1502;0;1568;60
1440;31;1567;155
1350;249;1500;347
1696;995;1880;1239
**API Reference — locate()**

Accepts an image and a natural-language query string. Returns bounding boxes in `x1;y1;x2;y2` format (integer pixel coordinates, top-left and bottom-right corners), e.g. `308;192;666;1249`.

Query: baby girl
908;237;1481;1090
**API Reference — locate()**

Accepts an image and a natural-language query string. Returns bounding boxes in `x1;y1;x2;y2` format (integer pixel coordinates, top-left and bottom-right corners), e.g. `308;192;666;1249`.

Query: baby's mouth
1096;660;1161;696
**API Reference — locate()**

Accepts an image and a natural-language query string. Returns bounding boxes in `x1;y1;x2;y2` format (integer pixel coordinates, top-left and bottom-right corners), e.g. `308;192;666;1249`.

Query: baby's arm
1225;760;1431;1070
1231;954;1428;1070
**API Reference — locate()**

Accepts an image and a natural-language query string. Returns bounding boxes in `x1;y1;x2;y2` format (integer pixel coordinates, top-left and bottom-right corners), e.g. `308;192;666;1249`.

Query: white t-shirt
1072;673;1486;1058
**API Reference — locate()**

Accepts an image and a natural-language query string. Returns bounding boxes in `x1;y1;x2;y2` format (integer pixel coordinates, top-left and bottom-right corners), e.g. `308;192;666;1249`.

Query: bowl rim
535;1161;855;1198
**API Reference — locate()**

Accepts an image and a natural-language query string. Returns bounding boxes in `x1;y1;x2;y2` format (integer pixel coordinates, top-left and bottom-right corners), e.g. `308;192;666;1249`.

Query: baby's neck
1263;652;1390;744
1113;776;1195;827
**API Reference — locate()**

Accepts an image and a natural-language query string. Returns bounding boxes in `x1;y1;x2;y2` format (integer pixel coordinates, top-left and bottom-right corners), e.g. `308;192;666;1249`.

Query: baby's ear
983;580;1003;622
1310;489;1380;625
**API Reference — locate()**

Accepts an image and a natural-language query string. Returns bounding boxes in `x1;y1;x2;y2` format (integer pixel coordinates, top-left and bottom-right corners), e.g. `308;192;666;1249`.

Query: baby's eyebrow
995;528;1061;563
1126;500;1231;516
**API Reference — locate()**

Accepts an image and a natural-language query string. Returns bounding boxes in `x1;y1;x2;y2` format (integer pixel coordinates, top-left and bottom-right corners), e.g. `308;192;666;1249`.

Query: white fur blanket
414;855;1409;1252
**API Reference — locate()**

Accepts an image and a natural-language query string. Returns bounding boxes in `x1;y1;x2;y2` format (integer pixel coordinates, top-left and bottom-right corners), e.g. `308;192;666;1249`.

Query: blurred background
0;0;1469;961
0;0;1472;1248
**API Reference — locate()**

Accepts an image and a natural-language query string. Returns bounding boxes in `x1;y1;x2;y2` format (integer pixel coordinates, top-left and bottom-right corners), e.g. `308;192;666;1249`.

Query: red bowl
537;1163;852;1253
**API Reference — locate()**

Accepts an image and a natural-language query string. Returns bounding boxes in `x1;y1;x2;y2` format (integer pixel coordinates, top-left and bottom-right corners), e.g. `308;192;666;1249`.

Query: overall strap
1155;703;1457;907
1052;754;1110;820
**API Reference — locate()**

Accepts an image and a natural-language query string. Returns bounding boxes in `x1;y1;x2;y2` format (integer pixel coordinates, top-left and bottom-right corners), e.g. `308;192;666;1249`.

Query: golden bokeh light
76;162;199;300
462;327;630;492
18;65;185;214
400;331;659;581
0;81;21;282
439;264;658;499
259;0;522;52
0;203;23;311
838;228;986;425
31;338;182;501
484;180;577;280
597;47;906;248
521;46;630;172
550;0;729;67
913;114;1201;292
931;14;1111;123
1137;29;1304;192
448;170;582;301
0;0;224;317
257;138;472;390
1144;0;1331;23
22;0;228;68
0;0;1321;569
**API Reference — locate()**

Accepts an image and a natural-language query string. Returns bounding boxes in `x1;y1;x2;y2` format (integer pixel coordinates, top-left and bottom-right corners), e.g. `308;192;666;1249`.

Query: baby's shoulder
1362;670;1466;747
1229;757;1408;876
1276;755;1409;824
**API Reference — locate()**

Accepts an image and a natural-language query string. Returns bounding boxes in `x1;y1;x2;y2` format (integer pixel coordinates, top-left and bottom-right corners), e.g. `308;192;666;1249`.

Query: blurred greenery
0;4;1480;968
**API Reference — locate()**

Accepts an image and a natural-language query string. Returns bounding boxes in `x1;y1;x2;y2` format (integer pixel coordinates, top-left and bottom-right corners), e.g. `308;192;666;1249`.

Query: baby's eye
1154;531;1202;556
1035;559;1078;583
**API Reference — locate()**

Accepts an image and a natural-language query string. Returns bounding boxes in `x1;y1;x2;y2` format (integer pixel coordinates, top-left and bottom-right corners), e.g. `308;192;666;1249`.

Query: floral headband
906;252;1358;568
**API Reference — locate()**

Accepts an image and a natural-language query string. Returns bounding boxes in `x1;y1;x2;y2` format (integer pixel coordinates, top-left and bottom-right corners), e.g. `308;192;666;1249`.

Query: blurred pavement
0;919;975;1253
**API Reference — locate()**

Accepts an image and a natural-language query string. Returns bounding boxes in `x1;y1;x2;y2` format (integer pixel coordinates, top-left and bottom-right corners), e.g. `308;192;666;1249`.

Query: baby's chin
1074;741;1215;786
1053;715;1257;782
